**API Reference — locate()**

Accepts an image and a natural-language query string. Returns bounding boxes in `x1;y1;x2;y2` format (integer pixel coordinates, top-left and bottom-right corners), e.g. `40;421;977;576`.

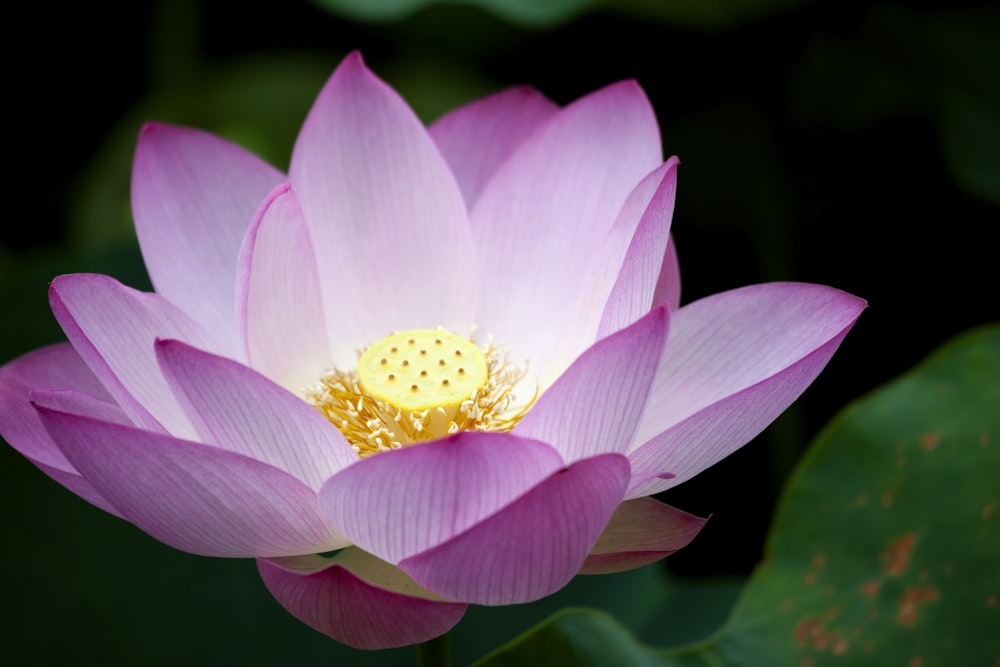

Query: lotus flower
0;52;864;649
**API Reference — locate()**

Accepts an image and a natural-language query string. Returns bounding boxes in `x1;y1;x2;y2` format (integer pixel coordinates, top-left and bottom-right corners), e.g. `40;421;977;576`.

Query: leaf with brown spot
896;586;939;626
881;533;917;575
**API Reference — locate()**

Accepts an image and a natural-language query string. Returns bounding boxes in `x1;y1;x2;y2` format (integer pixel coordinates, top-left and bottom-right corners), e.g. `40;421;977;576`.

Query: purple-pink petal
652;235;681;310
7;388;126;517
0;343;125;515
550;160;677;374
258;550;467;649
31;389;132;427
131;123;285;351
429;85;559;207
289;51;477;368
319;431;565;564
399;453;630;605
235;184;332;390
598;158;679;337
0;343;115;471
49;273;228;438
471;79;663;384
627;283;866;497
579;497;706;574
25;389;139;515
515;305;668;464
155;339;357;492
37;405;347;557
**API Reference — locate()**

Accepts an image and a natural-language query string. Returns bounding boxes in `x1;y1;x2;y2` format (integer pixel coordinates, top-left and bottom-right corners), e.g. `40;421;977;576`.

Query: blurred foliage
789;4;1000;204
310;0;811;31
311;0;597;26
940;92;1000;205
478;325;1000;665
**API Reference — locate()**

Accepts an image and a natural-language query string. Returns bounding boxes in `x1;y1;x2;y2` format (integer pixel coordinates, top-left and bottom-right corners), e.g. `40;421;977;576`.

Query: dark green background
2;0;996;664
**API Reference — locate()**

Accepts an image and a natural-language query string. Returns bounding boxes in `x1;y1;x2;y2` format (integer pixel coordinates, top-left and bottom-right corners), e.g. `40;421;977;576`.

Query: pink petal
652;235;681;310
471;80;663;384
49;274;228;438
131;123;285;351
399;453;630;605
429;85;559;206
31;389;132;426
259;549;466;649
547;160;677;380
578;497;706;574
0;343;114;472
289;51;476;368
597;158;679;337
627;283;866;498
0;343;128;520
515;305;669;464
36;404;348;557
319;431;565;563
235;184;331;392
155;339;357;492
0;346;125;516
25;389;135;515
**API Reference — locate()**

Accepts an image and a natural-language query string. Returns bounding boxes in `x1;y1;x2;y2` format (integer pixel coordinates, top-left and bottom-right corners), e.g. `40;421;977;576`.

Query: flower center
305;328;535;458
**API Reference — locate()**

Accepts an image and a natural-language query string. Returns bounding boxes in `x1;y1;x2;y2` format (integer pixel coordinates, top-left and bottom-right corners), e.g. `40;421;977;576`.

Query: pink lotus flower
0;52;864;649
